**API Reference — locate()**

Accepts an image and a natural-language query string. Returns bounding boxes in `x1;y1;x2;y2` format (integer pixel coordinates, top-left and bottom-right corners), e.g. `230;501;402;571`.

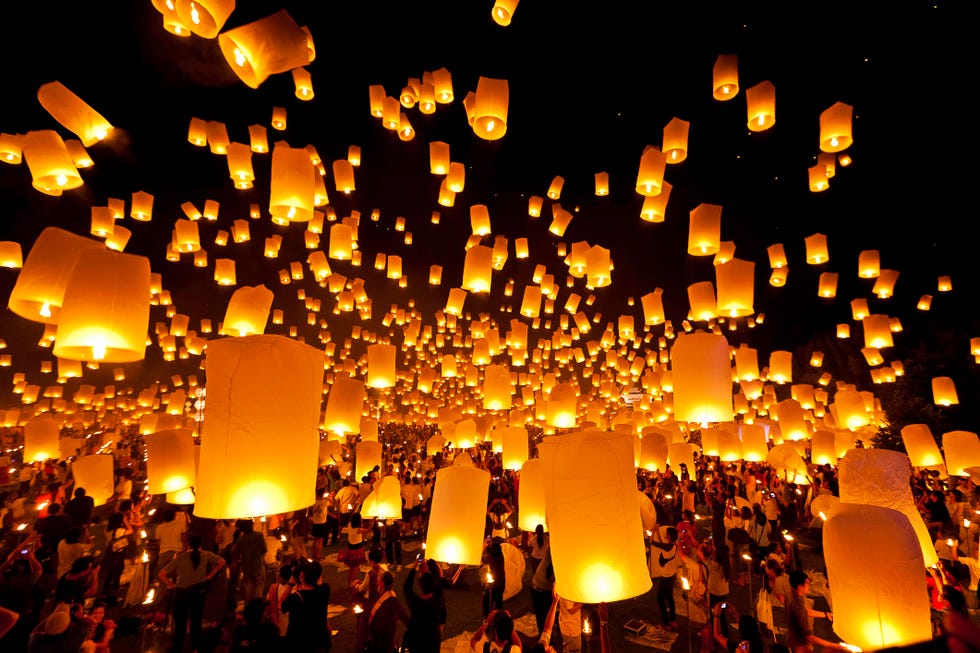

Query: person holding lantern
785;570;846;653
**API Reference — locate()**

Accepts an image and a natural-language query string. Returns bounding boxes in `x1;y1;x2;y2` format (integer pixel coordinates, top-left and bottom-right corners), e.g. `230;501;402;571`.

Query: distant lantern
715;258;754;317
425;463;489;564
549;206;573;237
944;430;980;477
712;54;739;100
873;269;899;298
7;227;103;324
938;275;953;292
144;428;196;494
900;424;945;471
23;413;60;462
36;81;113;147
662;117;690;163
221;285;273;336
292;66;314;99
483;364;513;411
226;142;254;189
71;455;115;505
367;343;396;388
174;219;201;252
528;195;544;217
804;233;829;264
745;80;776;131
195;336;323;519
546;382;578;428
174;0;234;38
932;376;958;406
472;77;509;140
328;223;354;260
670;331;733;425
214;258;236;285
269;146;315;223
858;250;880;278
819;101;854;153
131;191;154;221
22;129;83;195
635;146;666;197
217;9;312;89
823;503;932;650
767;243;787;269
594;171;609;196
768;350;793;384
639;181;672;223
491;0;519;26
638;428;669;471
542;429;651;603
322;374;364;436
248;124;268;152
53;249;151;363
688;203;722;255
0;241;23;268
333;159;356;193
547;176;564;200
431;67;454;103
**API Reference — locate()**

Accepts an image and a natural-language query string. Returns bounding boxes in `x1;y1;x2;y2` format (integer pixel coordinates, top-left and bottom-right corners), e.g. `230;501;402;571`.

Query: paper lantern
670;331;733;425
660;117;691;163
688;203;721;255
594;171;609;196
545;382;578;428
586;245;612;288
715;258;754;317
804;232;829;264
218;9;312;89
745;80;776;131
635;146;666;196
838;448;937;567
931;376;959;406
0;241;22;268
367;343;396;388
483;364;513;411
809;429;837;466
52;249;150;363
943;431;980;478
823;503;932;650
712;54;738;100
174;0;233;38
640;289;665;325
858;250;880;278
819;101;854;153
425;464;490;564
740;423;768;461
0;132;23;164
462;245;493;293
292;66;314;99
23;413;60;462
269;145;315;223
219;284;273;337
72;454;115;505
214;258;236;285
900;424;945;472
542;429;651;603
144;428;196;494
323;374;364;435
22;129;83;195
491;0;519;26
7;227;102;324
873;269;899;298
37;81;113;147
355;440;383;484
360;475;402;520
499;426;527;471
638;428;668;471
472;77;508;140
687;281;717;321
196;335;324;519
517;457;547;532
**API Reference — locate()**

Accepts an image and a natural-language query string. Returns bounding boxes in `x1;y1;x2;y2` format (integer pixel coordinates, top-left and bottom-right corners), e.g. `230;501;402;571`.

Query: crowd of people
1;430;980;653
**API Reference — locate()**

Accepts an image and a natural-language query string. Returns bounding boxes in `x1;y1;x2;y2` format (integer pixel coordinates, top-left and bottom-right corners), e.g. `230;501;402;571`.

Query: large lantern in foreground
195;335;324;518
217;9;312;89
542;429;650;603
824;503;931;650
425;463;490;565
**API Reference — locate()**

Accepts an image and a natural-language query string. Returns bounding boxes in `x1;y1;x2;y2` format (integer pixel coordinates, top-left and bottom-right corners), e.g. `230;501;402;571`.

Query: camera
20;549;29;555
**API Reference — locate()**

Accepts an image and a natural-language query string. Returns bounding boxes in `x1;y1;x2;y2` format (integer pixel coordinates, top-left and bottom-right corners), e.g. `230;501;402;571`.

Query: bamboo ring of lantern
53;249;151;363
217;9;312;89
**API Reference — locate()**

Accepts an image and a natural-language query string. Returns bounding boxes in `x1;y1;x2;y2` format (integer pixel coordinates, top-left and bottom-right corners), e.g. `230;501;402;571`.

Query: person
264;561;295;640
158;532;226;653
340;513;370;590
355;548;386;652
54;555;99;606
649;526;683;630
80;601;115;653
677;509;699;557
710;602;764;653
785;570;848;653
335;480;359;529
920;489;955;541
231;519;267;605
63;488;95;531
530;547;555;636
34;502;72;575
403;557;444;653
469;608;522;653
27;601;91;653
528;591;560;653
154;507;188;576
365;571;409;653
529;524;550;576
0;539;44;649
309;491;330;561
482;539;506;616
97;510;130;605
557;595;583;653
701;540;732;607
383;518;403;569
487;497;512;541
281;560;332;653
56;526;92;580
229;597;280;652
747;510;772;566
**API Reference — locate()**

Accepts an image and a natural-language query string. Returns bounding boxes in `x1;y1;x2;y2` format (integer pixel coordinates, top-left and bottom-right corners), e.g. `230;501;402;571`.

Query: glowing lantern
542;429;651;602
36;81;113;147
858;250;880;278
943;431;980;477
0;242;19;269
214;259;236;285
819;101;854;153
322;374;364;436
22;130;83;195
360;475;402;520
367;343;396;388
838;448;937;567
131;191;154;221
71;455;115;505
174;0;233;38
220;285;273;336
429;141;450;174
873;269;899;299
817;272;838;298
491;0;519;26
585;245;612;288
333;159;356;193
432;67;454;103
24;413;60;462
768;350;793;384
740;423;768;461
518;458;547;531
687;281;717;321
900;424;946;472
546;176;564;200
712;54;738;99
635;146;666;196
804;233;829;264
144;428;196;494
810;429;837;466
745;80;775;131
472;77;508;140
932;376;958;406
688;203;721;255
425;463;489;564
269;146;315;223
292;66;314;99
217;9;312;89
0;132;23;163
355;440;383;484
196;335;324;518
670;331;733;425
638;428;668;471
715;258;754;317
53;249;151;363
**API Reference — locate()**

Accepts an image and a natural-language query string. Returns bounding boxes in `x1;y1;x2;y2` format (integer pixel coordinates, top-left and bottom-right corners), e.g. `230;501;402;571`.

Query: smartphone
720;602;728;609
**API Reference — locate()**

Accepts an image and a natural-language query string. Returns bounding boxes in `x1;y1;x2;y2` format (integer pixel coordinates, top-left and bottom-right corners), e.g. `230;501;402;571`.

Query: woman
158;533;226;653
746;511;772;566
265;561;295;640
81;601;115;653
98;511;130;605
482;539;506;617
403;557;444;653
529;524;549;576
701;540;732;608
339;513;370;590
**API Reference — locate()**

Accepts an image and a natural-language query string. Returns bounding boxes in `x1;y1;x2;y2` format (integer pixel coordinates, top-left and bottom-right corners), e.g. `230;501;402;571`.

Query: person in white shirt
154;507;188;575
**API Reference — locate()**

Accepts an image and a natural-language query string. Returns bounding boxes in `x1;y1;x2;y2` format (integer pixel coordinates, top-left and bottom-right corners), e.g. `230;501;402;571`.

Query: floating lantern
900;424;946;472
662;117;690;163
425;463;489;564
322;374;364;436
144;428;196;494
491;0;519;26
37;81;113;147
819;101;854;153
269;146;315;223
72;454;115;505
217;9;312;89
745;80;776;131
360;475;402;520
715;258;754;317
472;77;509;140
932;376;958;406
943;431;980;478
670;331;733;425
355;440;383;484
220;285;273;336
367;343;396;388
688;203;722;255
518;457;546;531
635;146;666;196
804;233;829;264
23;413;60;462
712;54;738;99
22;130;83;195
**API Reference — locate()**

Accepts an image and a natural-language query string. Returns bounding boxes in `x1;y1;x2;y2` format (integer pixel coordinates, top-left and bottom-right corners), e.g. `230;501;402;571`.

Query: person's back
63;488;94;528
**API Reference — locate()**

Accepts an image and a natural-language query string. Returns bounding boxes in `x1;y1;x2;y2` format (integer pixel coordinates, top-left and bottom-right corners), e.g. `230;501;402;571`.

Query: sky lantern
7;227;103;324
462;244;493;293
819;101;854;153
670;330;733;425
635;146;666;196
745;80;776;131
196;335;324;519
0;132;23;163
491;0;519;26
37;81;113;147
225;142;254;189
858;250;880;278
832;388;870;430
52;249;150;363
804;232;829;264
24;413;60;462
774;399;809;441
594;171;609;195
900;424;946;473
639;180;672;223
518;457;546;531
217;9;312;89
472;77;509;140
545;382;578;428
72;454;115;505
862;314;893;349
22;130;83;195
838;448;937;568
431;66;454;103
640;288;665;325
360;475;402;520
739;423;768;461
585;245;612;288
824;503;931;651
931;376;959;406
873;269;899;298
501;425;528;470
214;258;236;285
425;462;489;565
661;117;690;163
638;427;668;471
768;350;793;384
220;284;273;336
366;342;396;388
144;428;196;494
688;203;722;255
818;272;838;298
269;145;315;223
687;281;717;321
174;0;234;39
715;257;754;317
355;440;383;483
542;429;650;603
483;364;513;411
810;429;838;466
322;373;364;436
712;54;739;99
943;431;980;478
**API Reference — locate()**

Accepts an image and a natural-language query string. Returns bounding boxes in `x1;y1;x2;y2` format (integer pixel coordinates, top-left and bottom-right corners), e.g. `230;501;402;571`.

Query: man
335;479;359;529
469;608;521;653
649;526;682;630
785;570;848;653
34;502;72;575
63;488;95;531
231;520;267;605
281;560;331;653
366;571;409;653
